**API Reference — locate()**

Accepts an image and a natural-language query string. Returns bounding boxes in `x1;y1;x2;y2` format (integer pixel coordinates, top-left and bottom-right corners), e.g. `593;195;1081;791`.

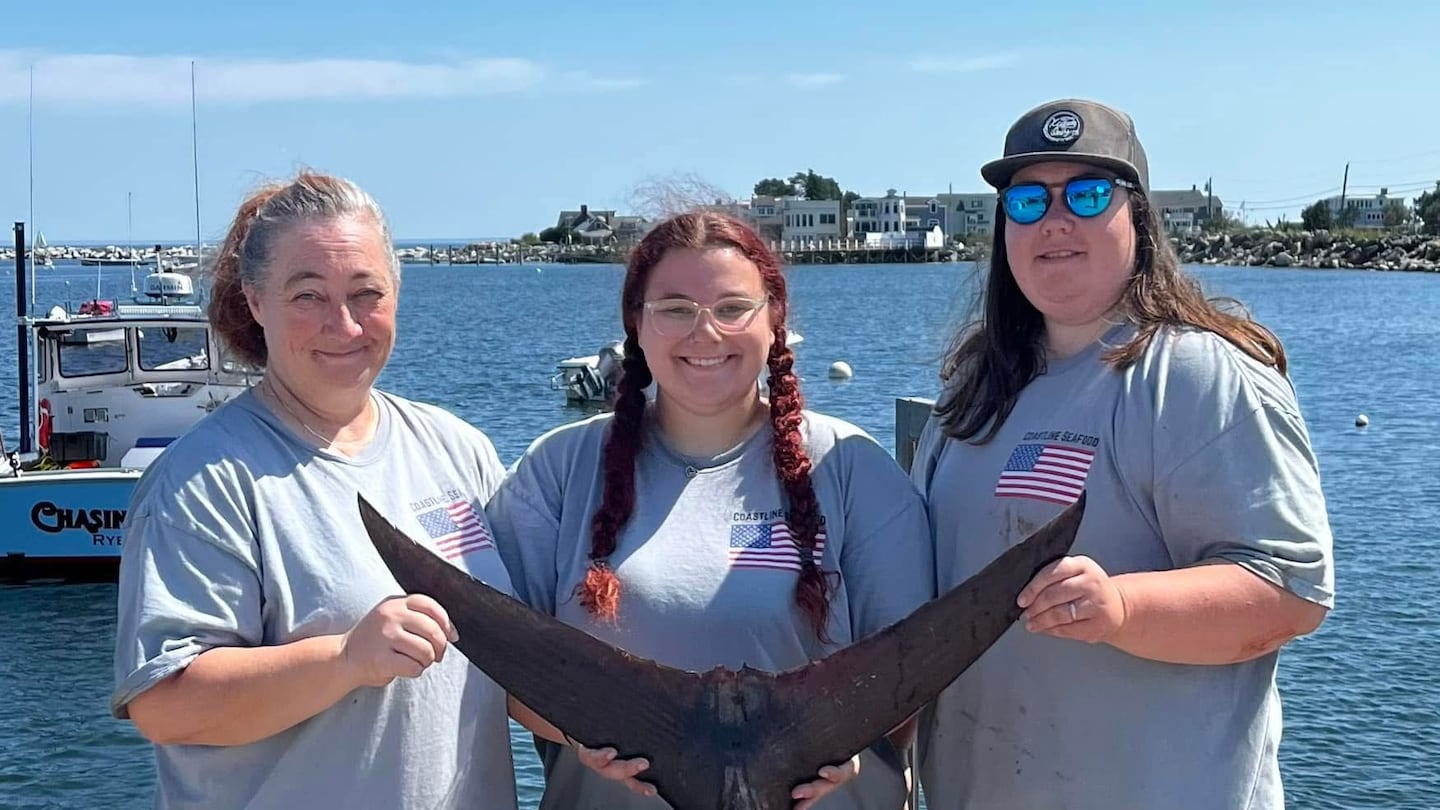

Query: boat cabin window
56;332;129;377
139;326;211;371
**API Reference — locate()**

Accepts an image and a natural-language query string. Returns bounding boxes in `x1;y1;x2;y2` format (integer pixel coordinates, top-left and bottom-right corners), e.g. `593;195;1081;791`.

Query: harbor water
1;260;1436;809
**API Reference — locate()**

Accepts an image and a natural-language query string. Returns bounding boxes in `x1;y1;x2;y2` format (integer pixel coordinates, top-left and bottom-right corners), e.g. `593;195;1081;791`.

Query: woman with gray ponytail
110;171;545;808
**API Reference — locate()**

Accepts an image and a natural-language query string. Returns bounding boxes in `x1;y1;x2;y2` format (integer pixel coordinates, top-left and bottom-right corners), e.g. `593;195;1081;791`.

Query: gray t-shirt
487;408;935;810
112;388;519;810
911;324;1335;810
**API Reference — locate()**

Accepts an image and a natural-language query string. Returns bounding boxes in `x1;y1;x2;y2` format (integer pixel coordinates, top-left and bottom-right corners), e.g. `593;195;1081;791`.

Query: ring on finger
1068;601;1078;621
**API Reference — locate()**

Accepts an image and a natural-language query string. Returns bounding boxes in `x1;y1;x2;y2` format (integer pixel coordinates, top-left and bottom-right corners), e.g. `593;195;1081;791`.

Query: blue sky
3;0;1438;242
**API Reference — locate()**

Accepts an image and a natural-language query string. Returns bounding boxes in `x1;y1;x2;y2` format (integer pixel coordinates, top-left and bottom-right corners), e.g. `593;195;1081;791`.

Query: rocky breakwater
1174;230;1440;272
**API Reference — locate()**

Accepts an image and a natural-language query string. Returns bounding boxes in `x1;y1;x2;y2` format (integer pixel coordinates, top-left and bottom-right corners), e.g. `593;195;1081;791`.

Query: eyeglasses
642;296;769;338
1001;176;1140;225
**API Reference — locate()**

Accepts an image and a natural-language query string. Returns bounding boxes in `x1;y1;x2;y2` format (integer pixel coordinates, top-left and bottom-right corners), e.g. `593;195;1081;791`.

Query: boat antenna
190;60;202;272
129;191;138;294
27;64;35;318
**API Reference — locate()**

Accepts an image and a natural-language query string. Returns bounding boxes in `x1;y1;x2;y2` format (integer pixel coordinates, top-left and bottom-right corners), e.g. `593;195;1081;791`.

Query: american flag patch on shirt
994;443;1094;505
417;500;494;560
728;521;826;572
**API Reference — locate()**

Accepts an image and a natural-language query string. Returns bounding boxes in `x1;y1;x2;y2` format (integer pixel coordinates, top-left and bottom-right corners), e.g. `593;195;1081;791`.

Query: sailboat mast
129;191;138;294
190;60;202;270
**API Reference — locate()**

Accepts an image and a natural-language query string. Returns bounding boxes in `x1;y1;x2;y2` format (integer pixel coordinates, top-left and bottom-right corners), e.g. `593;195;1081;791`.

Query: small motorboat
551;330;805;408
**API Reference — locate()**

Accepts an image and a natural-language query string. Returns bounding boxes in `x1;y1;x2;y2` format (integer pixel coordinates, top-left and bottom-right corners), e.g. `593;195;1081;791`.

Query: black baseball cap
981;99;1150;192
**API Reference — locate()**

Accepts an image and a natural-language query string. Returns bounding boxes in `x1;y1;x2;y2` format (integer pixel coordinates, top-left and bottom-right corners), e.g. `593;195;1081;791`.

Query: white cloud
908;54;1020;73
787;72;844;88
561;70;649;92
0;50;545;105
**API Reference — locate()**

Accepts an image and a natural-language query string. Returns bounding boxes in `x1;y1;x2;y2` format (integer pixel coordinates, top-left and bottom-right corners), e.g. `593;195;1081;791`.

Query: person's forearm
128;635;361;746
1107;562;1328;665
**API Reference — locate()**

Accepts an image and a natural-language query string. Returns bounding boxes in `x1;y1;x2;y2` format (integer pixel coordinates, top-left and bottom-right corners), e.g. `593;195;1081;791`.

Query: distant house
781;199;842;243
1150;186;1224;234
936;193;997;238
851;191;908;237
611;215;650;242
554;205;619;241
905;198;950;237
1322;188;1404;230
745;195;784;242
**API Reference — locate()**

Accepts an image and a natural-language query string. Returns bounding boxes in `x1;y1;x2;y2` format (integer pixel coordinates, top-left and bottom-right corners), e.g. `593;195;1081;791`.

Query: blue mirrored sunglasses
1001;176;1140;225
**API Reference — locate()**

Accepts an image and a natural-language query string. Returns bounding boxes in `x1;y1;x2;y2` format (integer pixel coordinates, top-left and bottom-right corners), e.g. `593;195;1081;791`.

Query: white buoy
1355;414;1369;428
828;361;853;380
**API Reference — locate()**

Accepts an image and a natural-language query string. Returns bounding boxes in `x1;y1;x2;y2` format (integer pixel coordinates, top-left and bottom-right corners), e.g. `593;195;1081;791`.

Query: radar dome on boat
143;272;194;298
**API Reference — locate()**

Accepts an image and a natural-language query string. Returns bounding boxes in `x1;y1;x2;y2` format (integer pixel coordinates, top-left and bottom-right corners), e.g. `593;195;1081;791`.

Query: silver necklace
261;377;347;447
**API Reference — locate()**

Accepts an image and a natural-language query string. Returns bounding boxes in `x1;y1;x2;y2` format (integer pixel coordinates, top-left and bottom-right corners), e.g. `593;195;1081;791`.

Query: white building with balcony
851;191;908;237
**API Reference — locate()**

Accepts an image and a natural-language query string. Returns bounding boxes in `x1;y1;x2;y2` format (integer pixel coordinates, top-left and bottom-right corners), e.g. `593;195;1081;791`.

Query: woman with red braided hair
487;211;935;810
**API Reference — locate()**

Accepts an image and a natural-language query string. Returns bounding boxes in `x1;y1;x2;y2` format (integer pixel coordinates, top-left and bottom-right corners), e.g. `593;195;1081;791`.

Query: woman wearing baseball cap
908;99;1335;808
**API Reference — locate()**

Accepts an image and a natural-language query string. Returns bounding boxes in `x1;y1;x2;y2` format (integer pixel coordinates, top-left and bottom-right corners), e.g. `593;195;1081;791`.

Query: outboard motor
595;341;625;404
0;429;15;478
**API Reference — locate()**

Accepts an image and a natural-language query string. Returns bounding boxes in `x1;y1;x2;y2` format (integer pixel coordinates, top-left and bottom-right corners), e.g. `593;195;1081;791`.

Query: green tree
753;178;796;197
1414;182;1440;235
788;170;843;201
754;170;849;201
517;232;542;246
538;225;569;244
1382;200;1410;229
1300;200;1332;231
1334;204;1358;229
1201;209;1245;233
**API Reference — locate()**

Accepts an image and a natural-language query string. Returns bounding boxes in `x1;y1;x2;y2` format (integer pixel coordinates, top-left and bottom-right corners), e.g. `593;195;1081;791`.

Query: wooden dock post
895;393;937;810
894;396;935;473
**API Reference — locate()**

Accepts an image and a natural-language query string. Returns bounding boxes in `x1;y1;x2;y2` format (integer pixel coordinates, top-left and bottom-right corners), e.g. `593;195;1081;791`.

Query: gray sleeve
1154;400;1335;607
837;438;938;637
1137;334;1335;608
112;511;263;718
470;431;509;505
485;457;563;615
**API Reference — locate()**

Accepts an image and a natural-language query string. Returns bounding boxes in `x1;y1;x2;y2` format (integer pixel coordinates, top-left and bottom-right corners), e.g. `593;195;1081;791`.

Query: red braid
578;333;651;621
765;321;833;642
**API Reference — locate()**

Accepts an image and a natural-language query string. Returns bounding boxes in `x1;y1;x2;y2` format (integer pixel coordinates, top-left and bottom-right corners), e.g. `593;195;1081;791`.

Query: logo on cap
1042;111;1082;144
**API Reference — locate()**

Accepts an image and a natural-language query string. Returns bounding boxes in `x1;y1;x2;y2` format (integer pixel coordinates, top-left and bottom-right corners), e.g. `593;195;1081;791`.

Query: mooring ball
828;361;853;380
1355;414;1369;428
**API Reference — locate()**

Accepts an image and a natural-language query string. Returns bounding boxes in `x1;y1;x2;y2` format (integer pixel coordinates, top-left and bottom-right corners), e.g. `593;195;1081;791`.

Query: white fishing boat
51;300;126;345
1;224;259;580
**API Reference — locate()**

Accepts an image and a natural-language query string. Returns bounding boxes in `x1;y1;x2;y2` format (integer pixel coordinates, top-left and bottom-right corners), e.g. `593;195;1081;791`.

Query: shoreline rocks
1173;229;1440;272
5;230;1438;272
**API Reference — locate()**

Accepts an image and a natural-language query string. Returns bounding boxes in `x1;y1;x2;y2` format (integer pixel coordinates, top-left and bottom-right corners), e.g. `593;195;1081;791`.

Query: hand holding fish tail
791;754;861;810
571;738;655;798
339;594;459;688
1017;555;1128;642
